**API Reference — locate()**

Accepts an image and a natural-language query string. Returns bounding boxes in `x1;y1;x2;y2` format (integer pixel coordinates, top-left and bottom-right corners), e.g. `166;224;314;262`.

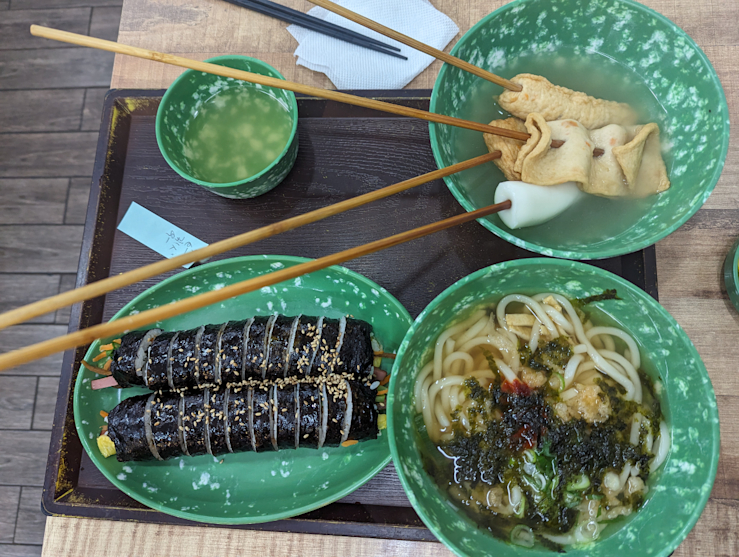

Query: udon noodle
415;292;669;548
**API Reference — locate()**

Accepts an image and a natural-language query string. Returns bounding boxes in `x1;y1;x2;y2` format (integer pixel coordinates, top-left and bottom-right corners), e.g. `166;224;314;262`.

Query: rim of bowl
428;0;730;260
724;235;739;312
155;55;299;191
387;257;719;556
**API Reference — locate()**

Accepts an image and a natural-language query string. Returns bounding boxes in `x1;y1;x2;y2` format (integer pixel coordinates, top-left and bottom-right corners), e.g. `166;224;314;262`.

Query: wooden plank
0;486;21;543
0;48;114;90
0;376;37;430
713;395;739;500
41;516;454;557
90;6;121;42
0;133;98;178
0;2;9;9
673;499;739;557
64;178;91;224
54;275;78;325
32;377;59;431
0;226;83;273
0;275;61;324
0;90;84;132
14;488;45;545
80;88;108;131
0;179;69;224
11;0;121;8
0;8;91;50
0;545;43;557
0;430;52;486
0;325;68;376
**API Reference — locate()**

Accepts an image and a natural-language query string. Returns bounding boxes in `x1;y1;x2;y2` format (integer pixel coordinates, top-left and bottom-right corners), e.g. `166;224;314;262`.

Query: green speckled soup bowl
388;258;719;556
156;55;298;199
723;236;739;313
429;0;729;260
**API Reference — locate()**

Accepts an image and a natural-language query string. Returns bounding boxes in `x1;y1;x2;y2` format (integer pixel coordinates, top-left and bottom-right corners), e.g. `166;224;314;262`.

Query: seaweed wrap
197;323;225;385
170;327;201;391
298;383;323;449
227;386;253;453
243;316;272;380
251;384;275;451
346;381;378;442
107;314;378;392
102;376;379;461
109;328;161;388
219;319;249;384
265;316;298;379
275;383;298;449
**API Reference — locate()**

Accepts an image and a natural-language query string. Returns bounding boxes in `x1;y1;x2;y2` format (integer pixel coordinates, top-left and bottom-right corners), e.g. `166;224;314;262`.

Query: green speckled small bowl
723;236;739;313
429;0;729;260
156;55;298;199
388;258;719;556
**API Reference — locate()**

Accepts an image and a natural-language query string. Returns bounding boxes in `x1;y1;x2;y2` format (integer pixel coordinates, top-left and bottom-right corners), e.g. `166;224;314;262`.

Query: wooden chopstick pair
223;0;408;60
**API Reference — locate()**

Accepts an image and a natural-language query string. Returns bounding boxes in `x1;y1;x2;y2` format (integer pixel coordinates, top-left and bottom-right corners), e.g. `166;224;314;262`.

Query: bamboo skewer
0;151;500;331
307;0;522;92
29;25;531;142
0;200;511;373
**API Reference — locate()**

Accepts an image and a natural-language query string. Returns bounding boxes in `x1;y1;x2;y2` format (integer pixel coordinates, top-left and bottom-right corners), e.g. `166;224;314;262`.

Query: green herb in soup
414;292;669;549
181;87;293;184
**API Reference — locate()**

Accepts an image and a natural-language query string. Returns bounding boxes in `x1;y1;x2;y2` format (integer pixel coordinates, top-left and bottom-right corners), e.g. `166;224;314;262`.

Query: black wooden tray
42;89;658;540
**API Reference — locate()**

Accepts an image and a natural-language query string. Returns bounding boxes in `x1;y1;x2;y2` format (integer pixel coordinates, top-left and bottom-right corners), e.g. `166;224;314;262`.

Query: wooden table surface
43;0;739;555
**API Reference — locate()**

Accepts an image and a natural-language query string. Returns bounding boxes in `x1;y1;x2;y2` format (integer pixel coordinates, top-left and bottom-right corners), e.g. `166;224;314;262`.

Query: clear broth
450;47;672;248
182;87;293;184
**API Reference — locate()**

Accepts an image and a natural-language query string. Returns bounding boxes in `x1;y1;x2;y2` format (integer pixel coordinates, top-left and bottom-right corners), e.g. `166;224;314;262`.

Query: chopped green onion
567;474;591;491
586;493;604;500
554;372;565;392
563;491;581;508
510;524;535;548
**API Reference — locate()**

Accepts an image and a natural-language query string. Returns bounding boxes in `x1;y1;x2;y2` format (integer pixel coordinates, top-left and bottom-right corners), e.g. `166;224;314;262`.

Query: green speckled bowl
156;55;298;199
388;258;719;556
429;0;729;260
723;236;739;313
74;255;412;524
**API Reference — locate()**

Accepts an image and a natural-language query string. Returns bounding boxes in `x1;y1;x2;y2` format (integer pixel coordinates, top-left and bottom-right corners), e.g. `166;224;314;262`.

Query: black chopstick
222;0;409;60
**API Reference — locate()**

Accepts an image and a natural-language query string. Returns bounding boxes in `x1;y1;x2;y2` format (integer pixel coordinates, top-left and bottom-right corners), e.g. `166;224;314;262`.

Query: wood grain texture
0;90;84;132
0;376;36;430
0;48;113;90
80;88;108;131
31;377;59;431
0;486;21;543
41;516;455;557
0;275;61;324
53;274;77;324
0;133;98;177
0;8;90;50
0;325;68;376
11;0;121;9
89;6;122;41
64;178;91;224
0;430;52;486
0;226;83;273
0;179;69;224
0;545;42;557
14;488;45;545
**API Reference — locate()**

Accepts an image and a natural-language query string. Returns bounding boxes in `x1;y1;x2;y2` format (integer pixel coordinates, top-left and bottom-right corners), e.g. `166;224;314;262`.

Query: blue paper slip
117;202;209;268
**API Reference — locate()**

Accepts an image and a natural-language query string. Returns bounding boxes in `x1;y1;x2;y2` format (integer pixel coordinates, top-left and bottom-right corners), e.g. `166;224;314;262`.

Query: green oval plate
429;0;729;260
74;255;412;524
389;258;719;556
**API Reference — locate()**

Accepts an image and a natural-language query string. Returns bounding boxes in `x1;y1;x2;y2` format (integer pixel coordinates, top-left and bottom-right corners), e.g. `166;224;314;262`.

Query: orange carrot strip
80;359;112;376
99;343;114;352
103;359;112;371
377;389;388;396
341;440;358;447
92;351;107;362
100;410;109;418
380;375;391;386
112;339;122;344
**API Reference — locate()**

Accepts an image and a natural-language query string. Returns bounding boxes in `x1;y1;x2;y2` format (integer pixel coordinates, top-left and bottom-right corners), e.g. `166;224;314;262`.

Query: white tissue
287;0;459;90
494;181;585;229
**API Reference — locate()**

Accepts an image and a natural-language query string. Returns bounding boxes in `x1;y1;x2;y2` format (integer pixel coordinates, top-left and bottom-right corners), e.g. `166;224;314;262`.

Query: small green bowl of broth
156;55;298;199
388;258;719;556
429;0;729;260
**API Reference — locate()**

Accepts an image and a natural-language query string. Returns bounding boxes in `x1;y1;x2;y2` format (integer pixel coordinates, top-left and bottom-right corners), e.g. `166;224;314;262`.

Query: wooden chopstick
28;26;531;142
223;0;407;60
0;151;501;330
0;199;511;373
307;0;522;92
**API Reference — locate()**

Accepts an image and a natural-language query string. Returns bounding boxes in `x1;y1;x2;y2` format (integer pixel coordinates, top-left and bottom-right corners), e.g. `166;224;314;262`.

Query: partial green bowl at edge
723;236;739;313
429;0;730;260
156;55;299;199
388;258;719;557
